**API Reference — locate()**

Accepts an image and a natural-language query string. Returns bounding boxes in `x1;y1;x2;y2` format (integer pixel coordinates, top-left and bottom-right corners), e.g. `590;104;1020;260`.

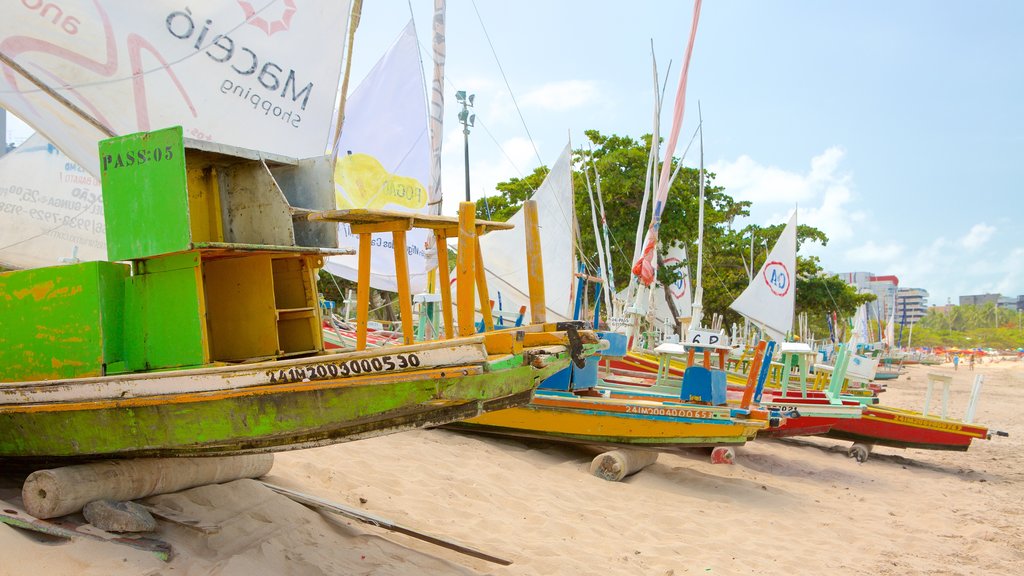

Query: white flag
730;212;797;341
323;21;430;293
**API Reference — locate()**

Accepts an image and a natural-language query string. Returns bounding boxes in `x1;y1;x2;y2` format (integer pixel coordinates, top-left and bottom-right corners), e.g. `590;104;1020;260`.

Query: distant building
960;293;1001;307
896;288;929;325
959;293;1020;310
836;271;899;321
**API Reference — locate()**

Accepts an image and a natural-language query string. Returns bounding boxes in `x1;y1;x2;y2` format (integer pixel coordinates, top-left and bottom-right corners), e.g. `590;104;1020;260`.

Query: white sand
2;361;1022;575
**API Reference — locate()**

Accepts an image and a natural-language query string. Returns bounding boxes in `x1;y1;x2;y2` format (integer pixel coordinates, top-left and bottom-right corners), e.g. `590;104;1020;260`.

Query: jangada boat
0;127;598;460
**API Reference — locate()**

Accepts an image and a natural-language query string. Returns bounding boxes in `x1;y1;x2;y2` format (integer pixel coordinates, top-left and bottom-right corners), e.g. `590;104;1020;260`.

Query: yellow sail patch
334;153;428;210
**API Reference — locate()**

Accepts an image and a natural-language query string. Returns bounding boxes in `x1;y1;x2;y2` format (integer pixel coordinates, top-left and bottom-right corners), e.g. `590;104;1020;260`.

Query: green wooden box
0;261;129;382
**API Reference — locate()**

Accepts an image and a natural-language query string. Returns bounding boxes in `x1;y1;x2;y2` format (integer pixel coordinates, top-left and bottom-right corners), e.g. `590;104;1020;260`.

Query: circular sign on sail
762;260;790;297
662;256;688;300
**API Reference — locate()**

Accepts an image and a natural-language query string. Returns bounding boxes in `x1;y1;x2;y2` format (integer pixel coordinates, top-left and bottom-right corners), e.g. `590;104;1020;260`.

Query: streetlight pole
456;91;475;202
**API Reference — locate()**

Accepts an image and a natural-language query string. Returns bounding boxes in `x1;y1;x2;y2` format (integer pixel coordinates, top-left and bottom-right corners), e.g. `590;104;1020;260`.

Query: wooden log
589;449;658;482
22;454;273;519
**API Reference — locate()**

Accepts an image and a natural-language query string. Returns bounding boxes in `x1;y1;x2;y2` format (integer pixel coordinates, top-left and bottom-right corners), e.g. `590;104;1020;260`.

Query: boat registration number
624;405;715;419
266;353;422;384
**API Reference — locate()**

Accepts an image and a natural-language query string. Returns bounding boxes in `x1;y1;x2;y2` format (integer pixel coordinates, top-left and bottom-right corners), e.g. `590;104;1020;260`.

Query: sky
5;0;1022;306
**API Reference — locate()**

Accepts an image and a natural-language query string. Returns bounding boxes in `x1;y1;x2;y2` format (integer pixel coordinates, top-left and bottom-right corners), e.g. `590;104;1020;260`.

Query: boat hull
0;338;579;459
452;390;765;448
825;406;989;451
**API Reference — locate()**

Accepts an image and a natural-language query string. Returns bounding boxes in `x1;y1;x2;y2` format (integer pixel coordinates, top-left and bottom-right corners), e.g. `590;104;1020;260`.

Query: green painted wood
0;357;561;459
100;126;190;261
0;262;129;382
124;252;207;371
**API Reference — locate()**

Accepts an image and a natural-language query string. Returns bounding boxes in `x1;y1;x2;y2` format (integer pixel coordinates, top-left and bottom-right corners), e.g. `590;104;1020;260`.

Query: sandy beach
2;361;1021;575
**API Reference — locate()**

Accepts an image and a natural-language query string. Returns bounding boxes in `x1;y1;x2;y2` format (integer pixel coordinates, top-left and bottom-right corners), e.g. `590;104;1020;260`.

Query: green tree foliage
910;304;1024;349
478;130;870;334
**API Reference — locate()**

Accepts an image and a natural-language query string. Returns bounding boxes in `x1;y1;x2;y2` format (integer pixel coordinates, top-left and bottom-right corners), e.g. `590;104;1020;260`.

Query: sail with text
729;212;797;342
0;1;350;269
323;21;431;293
472;143;577;322
0;133;105;268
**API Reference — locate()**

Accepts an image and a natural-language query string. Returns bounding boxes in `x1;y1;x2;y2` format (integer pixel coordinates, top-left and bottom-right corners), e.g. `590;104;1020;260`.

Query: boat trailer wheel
847;443;873;463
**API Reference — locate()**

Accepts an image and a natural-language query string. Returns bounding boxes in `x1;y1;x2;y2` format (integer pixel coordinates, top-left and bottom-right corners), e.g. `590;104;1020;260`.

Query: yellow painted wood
204;254;278;360
435;229;455;340
523;332;565;347
392;230;415;345
473;233;494;332
186;166;224;243
349;219;414;235
523;200;546;324
464;406;752;440
483;331;515;355
457;202;476;337
308;208;513;233
356;233;372;351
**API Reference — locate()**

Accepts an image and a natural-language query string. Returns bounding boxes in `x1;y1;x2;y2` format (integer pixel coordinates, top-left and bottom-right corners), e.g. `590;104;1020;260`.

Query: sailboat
452;0;776;450
602;212;867;438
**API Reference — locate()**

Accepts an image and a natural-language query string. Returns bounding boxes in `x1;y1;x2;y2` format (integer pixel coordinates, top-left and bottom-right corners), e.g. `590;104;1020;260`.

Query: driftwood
589;449;659;481
22;454;273;519
261;481;512;566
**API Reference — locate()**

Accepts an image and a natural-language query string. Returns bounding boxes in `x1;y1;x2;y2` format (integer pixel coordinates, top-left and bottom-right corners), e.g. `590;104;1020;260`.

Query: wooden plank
392;230;415;344
260;482;511;566
349;218;414;235
307;208;513;233
356;233;372;351
473;235;494;332
523;200;546;324
456;202;476;337
435;229;455;340
0;498;172;561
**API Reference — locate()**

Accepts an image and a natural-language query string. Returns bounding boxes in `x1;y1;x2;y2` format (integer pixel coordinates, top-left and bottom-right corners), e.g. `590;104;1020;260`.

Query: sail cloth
631;0;702;286
730;212;797;342
0;1;351;268
0;133;106;268
473;143;576;322
323;21;432;293
0;1;351;176
653;244;692;325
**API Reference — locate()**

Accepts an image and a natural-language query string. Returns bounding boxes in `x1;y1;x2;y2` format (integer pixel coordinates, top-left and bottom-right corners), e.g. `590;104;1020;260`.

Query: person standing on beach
953;354;960;371
969;354;975;370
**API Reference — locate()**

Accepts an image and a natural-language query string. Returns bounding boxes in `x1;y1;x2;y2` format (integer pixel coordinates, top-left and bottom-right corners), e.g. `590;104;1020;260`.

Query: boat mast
687;108;705;333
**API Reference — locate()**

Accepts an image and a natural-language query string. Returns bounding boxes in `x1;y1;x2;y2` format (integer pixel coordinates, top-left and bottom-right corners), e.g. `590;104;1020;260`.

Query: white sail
0;133;105;268
0;1;351;176
653;244;692;326
0;1;351;267
474;143;576;322
730;212;797;341
323;21;431;293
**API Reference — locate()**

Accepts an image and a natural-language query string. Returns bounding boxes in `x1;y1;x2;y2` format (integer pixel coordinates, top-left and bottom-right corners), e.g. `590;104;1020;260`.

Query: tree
479;130;865;337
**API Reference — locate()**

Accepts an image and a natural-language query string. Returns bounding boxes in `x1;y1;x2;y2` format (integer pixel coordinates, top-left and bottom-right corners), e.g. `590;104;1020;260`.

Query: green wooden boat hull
0;352;572;460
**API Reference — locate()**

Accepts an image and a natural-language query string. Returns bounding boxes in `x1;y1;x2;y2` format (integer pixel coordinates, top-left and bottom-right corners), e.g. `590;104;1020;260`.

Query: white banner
0;1;350;176
0;133;105;268
323;21;430;293
730;212;797;341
